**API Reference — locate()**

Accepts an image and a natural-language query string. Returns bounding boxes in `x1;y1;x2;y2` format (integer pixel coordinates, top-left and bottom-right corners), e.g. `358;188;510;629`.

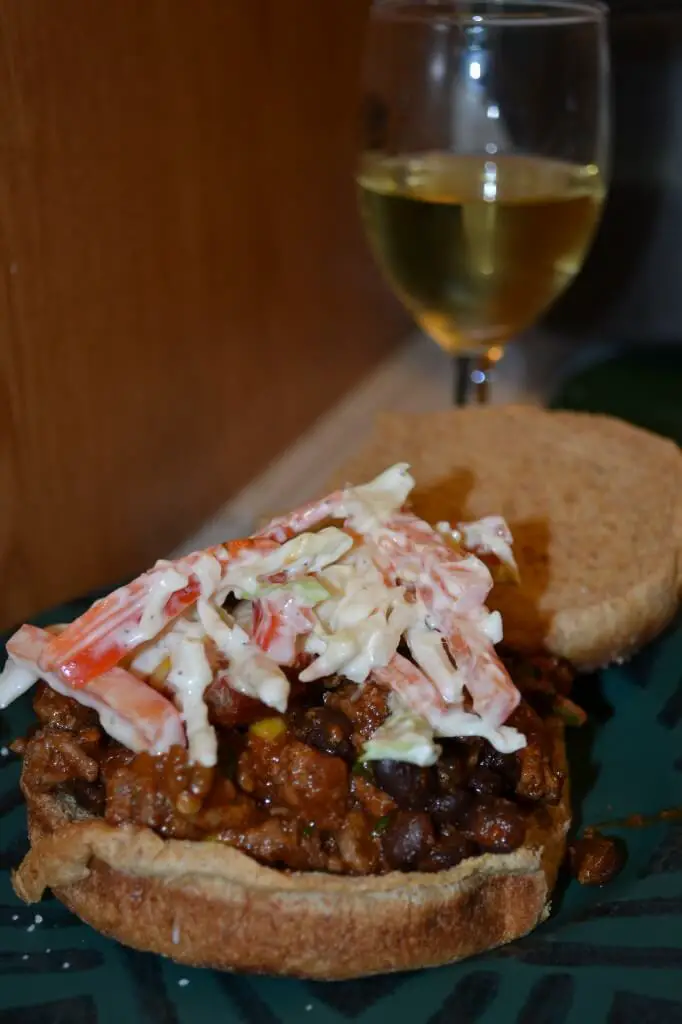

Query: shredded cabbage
362;704;441;767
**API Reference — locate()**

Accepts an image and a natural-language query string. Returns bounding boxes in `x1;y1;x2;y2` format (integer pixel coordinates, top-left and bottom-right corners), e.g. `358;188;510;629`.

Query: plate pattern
2;598;682;1024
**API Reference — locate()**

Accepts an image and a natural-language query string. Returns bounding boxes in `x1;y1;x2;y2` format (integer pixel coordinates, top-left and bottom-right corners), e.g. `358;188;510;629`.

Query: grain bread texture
330;406;682;668
13;723;569;979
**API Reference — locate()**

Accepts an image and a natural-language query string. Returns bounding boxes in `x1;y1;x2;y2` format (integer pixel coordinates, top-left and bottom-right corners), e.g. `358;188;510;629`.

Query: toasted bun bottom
12;725;569;979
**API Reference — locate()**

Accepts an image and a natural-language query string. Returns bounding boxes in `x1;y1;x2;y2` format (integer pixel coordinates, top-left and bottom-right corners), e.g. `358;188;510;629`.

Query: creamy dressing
301;608;411;684
8;649;150;752
0;659;39;709
137;567;190;639
432;707;526;754
196;600;289;713
415;555;493;619
94;704;151;753
300;548;416;684
406;624;463;703
1;462;530;765
176;551;224;598
231;600;254;633
163;620;216;767
438;516;519;578
136;552;221;640
129;637;169;677
362;700;441;767
218;527;353;601
342;463;414;534
6;625;185;754
478;609;504;645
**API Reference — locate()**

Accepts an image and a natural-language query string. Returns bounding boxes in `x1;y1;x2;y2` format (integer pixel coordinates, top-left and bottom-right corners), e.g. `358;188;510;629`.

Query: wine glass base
453;353;494;406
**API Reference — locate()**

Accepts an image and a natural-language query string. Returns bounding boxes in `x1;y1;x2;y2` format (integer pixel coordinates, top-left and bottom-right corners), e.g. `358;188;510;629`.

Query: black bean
460;737;484;769
289;706;354;760
568;833;626;886
429;790;471;827
468;767;505;796
436;754;468;795
461;796;526;853
373;760;434;810
382;812;434;871
421;832;478;871
288;679;328;708
478;743;520;788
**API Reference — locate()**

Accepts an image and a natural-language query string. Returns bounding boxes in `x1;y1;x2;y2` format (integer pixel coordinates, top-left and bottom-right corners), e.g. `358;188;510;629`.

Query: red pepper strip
46;538;279;688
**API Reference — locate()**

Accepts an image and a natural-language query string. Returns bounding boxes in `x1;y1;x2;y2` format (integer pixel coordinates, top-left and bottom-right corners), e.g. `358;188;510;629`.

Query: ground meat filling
18;654;570;876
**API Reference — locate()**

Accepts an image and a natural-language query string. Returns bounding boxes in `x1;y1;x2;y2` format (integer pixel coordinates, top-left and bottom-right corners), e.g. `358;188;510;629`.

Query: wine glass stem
453;354;493;406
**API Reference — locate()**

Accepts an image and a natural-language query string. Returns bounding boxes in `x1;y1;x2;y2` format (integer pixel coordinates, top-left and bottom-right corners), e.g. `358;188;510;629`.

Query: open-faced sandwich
2;406;681;980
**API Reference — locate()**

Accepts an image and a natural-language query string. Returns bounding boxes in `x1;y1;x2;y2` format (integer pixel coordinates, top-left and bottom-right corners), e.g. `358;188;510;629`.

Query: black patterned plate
1;590;682;1024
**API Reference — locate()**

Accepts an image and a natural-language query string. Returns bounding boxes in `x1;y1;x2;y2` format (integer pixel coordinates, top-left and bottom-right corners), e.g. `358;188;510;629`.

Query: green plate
2;599;682;1023
2;357;682;1023
550;346;682;448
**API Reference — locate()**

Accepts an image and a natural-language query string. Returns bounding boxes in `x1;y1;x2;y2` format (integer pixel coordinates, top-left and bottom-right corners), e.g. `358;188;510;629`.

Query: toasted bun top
331;406;682;668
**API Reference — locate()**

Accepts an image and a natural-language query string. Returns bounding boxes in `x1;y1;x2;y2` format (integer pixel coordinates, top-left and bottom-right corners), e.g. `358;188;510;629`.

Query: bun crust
14;722;569;979
331;406;682;668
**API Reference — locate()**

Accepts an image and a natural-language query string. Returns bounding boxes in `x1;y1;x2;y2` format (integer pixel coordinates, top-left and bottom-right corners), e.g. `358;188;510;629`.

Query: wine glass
357;0;609;405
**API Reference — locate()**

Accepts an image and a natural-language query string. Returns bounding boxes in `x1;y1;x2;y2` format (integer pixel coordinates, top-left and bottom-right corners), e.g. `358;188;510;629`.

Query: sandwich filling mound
3;464;579;877
17;651;569;876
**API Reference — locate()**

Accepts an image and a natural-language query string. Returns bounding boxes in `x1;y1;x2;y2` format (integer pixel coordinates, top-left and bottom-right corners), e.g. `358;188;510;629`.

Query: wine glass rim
370;0;607;26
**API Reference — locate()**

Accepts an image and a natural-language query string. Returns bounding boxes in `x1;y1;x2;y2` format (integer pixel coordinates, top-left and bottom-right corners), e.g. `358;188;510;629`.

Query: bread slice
330;406;682;668
13;720;568;980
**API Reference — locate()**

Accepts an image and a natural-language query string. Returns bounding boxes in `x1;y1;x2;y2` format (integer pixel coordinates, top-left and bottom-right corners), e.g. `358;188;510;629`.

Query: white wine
357;152;604;354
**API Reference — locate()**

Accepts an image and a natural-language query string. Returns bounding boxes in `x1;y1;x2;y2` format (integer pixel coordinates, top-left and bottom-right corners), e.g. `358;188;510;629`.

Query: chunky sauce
17;651;568;877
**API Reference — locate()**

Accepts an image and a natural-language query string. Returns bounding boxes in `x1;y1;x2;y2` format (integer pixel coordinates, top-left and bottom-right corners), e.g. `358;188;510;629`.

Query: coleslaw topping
0;465;526;766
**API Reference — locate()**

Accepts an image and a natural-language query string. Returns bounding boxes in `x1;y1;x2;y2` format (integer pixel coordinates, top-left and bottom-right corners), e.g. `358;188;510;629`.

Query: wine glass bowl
357;0;609;403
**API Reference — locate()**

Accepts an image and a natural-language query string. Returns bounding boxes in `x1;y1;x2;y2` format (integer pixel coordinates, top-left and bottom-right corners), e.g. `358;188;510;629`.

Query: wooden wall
0;1;405;629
